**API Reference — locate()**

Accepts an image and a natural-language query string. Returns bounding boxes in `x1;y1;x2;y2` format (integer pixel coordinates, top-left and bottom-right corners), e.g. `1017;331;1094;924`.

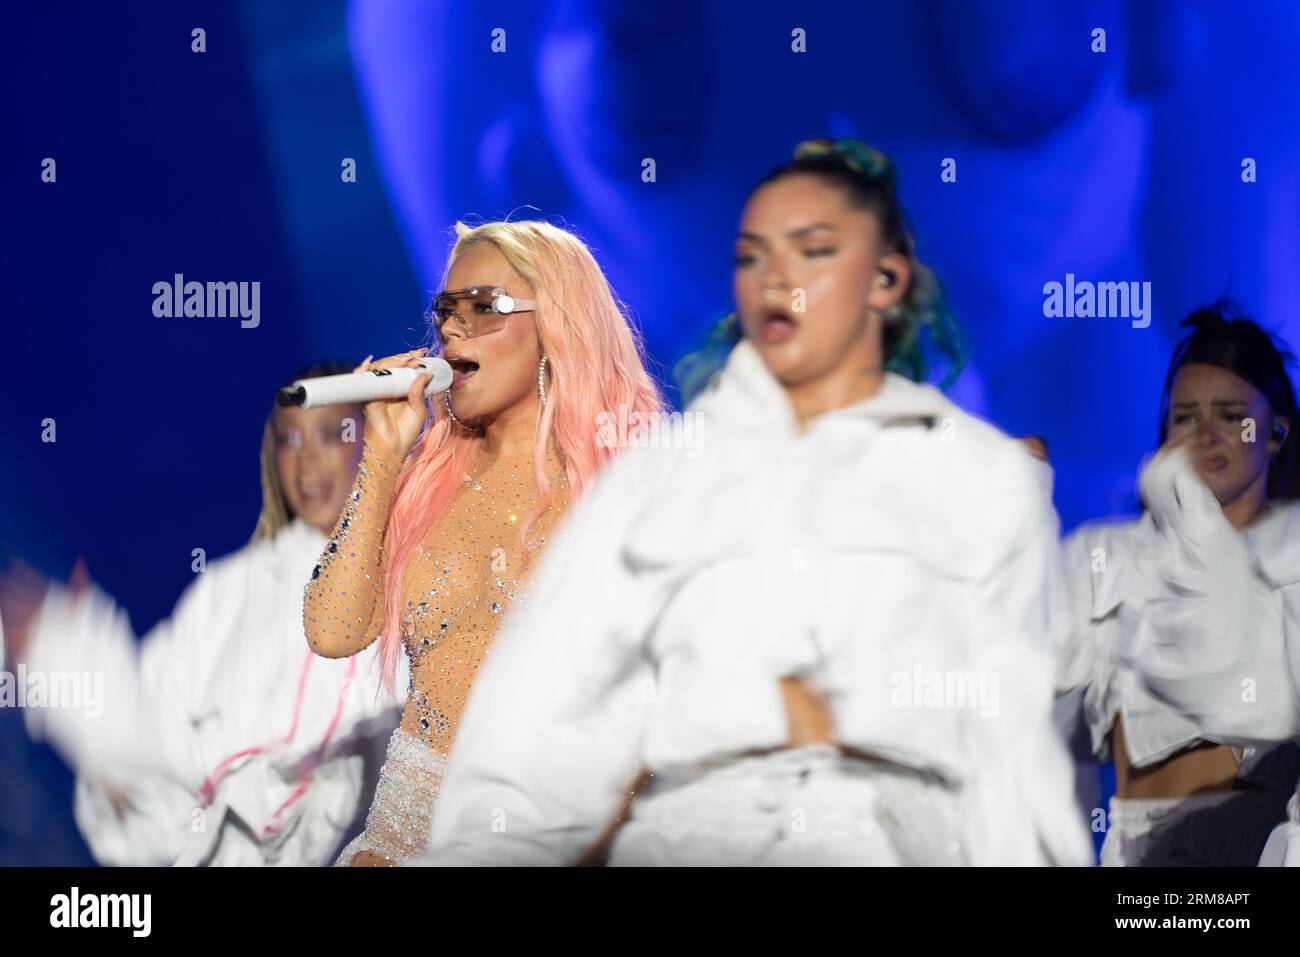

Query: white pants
609;745;965;866
1101;791;1290;866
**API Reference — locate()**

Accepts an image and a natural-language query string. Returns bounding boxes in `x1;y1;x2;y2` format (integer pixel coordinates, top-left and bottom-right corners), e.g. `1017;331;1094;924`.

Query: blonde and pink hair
376;220;663;688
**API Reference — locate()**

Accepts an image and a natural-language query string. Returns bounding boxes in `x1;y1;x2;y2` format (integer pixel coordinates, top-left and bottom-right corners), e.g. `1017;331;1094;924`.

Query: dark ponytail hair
1158;298;1300;501
675;138;966;404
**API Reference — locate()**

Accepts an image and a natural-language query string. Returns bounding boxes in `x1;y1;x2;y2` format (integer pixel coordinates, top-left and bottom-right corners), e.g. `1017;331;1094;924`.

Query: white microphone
276;357;453;409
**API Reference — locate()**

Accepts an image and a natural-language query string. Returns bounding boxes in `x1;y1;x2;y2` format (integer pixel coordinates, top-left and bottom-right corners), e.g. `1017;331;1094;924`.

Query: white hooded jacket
1060;447;1300;864
415;339;1093;866
1058;449;1300;768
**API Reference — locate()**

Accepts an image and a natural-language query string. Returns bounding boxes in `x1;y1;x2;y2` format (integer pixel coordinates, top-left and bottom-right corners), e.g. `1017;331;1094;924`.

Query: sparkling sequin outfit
303;441;569;866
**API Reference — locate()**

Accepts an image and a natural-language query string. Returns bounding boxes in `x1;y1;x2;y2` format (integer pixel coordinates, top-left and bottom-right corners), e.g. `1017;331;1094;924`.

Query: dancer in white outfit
1057;304;1300;866
1132;490;1300;866
0;364;401;865
412;139;1093;867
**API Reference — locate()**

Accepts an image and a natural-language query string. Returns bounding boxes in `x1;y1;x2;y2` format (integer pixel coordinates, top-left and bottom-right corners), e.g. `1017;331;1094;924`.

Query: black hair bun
1180;297;1297;364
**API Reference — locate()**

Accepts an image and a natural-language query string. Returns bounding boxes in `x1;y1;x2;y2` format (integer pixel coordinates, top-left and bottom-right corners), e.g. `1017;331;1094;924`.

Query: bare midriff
1113;716;1239;799
735;677;839;758
779;676;836;747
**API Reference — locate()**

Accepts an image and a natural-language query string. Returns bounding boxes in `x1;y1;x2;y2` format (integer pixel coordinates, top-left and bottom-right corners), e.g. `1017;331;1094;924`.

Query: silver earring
444;389;479;432
537;354;549;406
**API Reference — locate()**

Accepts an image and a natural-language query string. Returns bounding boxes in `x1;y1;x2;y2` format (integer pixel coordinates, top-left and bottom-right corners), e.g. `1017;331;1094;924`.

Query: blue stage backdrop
3;0;1300;863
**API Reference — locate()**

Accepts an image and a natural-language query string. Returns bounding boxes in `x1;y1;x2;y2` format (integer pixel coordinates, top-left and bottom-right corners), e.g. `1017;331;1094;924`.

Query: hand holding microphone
277;348;451;460
363;349;444;460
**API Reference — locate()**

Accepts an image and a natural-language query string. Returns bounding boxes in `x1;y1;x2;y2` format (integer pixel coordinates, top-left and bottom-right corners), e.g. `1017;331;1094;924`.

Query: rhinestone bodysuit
303;440;569;866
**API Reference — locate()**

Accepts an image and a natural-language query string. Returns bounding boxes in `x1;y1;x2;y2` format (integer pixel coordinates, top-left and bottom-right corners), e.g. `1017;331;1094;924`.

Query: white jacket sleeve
1128;448;1300;744
961;451;1093;866
413;455;656;866
23;583;148;777
25;574;217;777
72;770;205;866
1054;523;1107;697
23;573;223;862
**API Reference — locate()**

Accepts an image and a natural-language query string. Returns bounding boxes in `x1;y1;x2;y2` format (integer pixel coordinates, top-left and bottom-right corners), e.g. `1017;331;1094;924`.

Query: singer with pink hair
305;219;663;866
